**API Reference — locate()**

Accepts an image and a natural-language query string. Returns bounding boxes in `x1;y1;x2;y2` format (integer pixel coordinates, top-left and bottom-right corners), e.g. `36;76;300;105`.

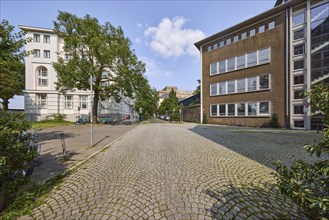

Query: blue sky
1;0;275;108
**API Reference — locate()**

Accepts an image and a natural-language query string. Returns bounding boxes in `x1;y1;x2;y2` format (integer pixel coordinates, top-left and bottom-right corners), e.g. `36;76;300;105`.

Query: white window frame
80;96;88;109
33;34;40;42
241;32;247;40
33;49;40;58
259;25;265;33
43;35;50;43
210;83;218;96
37;67;48;86
37;94;47;109
44;50;50;58
65;95;73;109
233;35;239;43
258;101;270;115
268;21;276;30
210;104;218;117
250;29;256;37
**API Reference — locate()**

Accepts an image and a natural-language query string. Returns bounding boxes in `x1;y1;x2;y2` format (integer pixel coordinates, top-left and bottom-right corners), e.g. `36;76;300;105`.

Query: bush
270;113;280;128
169;113;180;122
274;84;329;219
0;110;36;193
45;114;67;122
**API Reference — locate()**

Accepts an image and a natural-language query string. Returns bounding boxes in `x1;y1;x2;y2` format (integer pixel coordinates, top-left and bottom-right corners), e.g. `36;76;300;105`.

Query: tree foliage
0;20;28;110
0;110;35;193
158;89;181;116
193;79;201;95
53;11;146;121
134;77;158;121
274;84;329;219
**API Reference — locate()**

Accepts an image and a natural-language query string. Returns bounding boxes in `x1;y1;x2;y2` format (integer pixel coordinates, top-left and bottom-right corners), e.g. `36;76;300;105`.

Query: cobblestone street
26;123;322;219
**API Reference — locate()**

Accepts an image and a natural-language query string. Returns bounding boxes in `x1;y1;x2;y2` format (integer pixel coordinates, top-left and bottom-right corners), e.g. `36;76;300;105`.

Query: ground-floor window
294;120;304;128
65;95;73;109
37;94;47;109
210;101;270;117
80;96;88;109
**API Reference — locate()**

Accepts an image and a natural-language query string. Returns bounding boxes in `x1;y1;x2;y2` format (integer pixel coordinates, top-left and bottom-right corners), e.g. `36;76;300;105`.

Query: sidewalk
32;123;137;181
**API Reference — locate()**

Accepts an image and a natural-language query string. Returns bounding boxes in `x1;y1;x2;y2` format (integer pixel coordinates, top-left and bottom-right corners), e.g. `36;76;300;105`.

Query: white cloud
134;37;141;44
144;16;205;58
137;23;143;28
140;57;173;78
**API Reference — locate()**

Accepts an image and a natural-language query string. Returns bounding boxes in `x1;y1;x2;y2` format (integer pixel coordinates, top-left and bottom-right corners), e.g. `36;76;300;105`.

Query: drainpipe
285;8;290;128
200;45;203;124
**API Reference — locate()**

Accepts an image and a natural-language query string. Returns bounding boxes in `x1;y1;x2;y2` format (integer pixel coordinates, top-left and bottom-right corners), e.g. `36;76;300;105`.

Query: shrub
274;84;329;218
45;114;67;122
0;110;36;193
169;113;180;122
270;113;280;128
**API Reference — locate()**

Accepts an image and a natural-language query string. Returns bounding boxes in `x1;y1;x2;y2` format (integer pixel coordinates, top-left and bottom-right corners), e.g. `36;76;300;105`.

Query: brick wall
182;105;200;123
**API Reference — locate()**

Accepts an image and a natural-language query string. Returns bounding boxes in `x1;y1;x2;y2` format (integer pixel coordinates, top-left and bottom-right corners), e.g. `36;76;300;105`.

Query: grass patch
0;172;69;220
31;121;73;129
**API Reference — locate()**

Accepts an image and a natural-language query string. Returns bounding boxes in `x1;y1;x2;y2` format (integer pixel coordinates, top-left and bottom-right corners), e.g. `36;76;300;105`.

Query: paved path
26;123;322;219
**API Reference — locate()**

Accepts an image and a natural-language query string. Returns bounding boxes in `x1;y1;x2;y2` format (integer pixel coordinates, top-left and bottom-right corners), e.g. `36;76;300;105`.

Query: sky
0;0;276;109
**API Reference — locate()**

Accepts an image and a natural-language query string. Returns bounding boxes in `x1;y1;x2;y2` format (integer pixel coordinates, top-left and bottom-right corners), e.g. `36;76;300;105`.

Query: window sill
210;88;270;97
209;61;270;77
210;115;270;118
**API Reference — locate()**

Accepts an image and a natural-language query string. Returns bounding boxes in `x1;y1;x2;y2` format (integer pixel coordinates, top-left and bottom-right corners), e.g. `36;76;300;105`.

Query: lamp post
90;76;93;147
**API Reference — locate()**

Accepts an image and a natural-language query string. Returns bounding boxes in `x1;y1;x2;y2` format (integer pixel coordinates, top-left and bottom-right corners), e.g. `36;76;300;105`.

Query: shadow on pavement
189;125;321;170
203;184;307;219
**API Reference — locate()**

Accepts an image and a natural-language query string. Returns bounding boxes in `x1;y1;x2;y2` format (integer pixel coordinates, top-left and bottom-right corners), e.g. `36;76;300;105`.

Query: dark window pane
294;29;305;40
294;105;304;114
294;60;304;70
259;102;269;114
294;75;304;84
248;103;257;116
294;90;304;99
294;44;305;55
219;105;226;116
259;75;269;89
228;104;235;116
294;120;304;128
237;103;245;116
211;105;218;116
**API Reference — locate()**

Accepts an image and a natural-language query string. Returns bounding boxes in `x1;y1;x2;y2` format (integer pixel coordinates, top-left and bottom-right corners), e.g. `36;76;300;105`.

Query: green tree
0;110;36;193
0;20;28;110
158;89;181;115
135;77;158;121
274;84;329;218
53;11;146;122
193;79;201;95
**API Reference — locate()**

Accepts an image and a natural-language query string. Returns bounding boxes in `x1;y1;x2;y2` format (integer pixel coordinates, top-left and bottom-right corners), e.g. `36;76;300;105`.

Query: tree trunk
93;89;100;123
1;99;9;111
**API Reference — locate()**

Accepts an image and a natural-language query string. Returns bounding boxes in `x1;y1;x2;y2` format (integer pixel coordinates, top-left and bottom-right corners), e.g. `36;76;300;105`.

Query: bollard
60;133;67;158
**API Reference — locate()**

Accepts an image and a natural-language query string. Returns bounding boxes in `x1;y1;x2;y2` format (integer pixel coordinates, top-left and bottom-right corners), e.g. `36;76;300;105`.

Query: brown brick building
195;0;329;129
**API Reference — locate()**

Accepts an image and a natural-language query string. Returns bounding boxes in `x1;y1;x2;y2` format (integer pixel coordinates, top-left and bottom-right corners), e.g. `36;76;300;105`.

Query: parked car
99;115;111;124
75;115;90;124
160;115;165;119
165;115;170;121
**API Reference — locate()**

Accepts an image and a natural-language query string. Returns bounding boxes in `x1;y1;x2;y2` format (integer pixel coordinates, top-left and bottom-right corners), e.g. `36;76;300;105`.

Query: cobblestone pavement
25;123;323;219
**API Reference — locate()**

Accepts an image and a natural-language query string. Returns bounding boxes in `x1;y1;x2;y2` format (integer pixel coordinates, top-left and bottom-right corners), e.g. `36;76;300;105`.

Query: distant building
157;86;193;107
19;25;134;122
195;0;329;129
179;94;201;123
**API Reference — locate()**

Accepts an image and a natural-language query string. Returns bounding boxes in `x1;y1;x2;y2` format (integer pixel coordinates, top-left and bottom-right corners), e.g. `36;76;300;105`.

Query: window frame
250;29;256;37
37;94;47;109
33;49;40;58
43;35;50;43
33;34;40;42
80;96;88;109
210;104;218;116
64;95;73;109
37;67;48;86
259;25;265;33
268;21;276;30
44;50;50;58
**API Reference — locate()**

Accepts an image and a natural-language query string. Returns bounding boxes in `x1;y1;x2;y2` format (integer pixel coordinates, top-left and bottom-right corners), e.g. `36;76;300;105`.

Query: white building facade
20;25;134;122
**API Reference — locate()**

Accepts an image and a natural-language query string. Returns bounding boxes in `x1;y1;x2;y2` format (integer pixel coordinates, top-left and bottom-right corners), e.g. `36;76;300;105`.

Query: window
44;50;50;58
211;105;218;116
237;55;246;69
268;21;276;30
294;90;304;99
219;60;226;74
218;82;226;95
44;35;50;43
226;38;231;45
248;77;257;91
294;59;304;70
294;105;304;114
80;96;88;109
227;58;235;71
247;51;257;67
228;104;235;116
258;48;270;64
237;79;246;93
207;46;212;52
213;43;218;50
241;32;247;40
248;103;257;116
37;94;47;109
250;29;256;37
233;35;239;43
33;49;40;58
210;83;217;96
294;75;304;85
294;120;304;128
33;34;40;42
38;67;48;86
65;96;73;109
210;63;217;75
259;102;269;115
219;104;226;116
293;12;305;27
237;103;246;116
219;41;225;48
311;3;329;22
259;25;265;33
294;29;305;40
259;75;269;90
294;44;305;55
227;81;235;94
